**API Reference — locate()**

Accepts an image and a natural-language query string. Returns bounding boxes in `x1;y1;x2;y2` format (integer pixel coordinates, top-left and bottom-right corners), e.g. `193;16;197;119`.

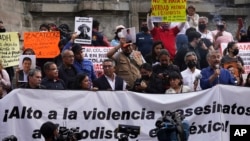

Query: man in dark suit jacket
93;59;127;90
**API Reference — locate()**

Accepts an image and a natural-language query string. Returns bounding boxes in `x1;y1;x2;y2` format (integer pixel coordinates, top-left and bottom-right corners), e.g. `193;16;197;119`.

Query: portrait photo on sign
74;17;93;44
122;27;136;43
18;55;36;70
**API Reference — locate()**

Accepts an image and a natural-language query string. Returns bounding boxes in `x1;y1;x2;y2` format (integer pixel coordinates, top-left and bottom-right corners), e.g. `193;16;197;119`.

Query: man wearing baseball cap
40;121;59;141
107;39;145;89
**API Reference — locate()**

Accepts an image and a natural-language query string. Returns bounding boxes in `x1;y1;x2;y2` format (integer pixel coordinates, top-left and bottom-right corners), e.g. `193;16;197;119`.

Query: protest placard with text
151;0;187;22
23;31;60;58
0;32;20;68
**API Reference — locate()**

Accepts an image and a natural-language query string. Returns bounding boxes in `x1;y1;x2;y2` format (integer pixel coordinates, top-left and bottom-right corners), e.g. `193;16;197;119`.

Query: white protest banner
75;17;93;45
221;42;250;74
1;85;250;140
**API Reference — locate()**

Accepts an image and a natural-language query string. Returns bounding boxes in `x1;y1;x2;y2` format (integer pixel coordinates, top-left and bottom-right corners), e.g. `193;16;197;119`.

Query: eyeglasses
64;55;74;58
49;68;58;71
103;65;113;69
186;59;196;62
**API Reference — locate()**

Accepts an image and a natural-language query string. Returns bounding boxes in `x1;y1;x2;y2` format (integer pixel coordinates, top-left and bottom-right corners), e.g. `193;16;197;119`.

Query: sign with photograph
74;17;93;45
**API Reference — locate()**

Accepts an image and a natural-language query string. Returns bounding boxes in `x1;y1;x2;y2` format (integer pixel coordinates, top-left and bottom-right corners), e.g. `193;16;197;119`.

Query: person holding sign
0;59;11;98
20;69;46;89
221;41;245;85
147;9;186;60
187;5;199;29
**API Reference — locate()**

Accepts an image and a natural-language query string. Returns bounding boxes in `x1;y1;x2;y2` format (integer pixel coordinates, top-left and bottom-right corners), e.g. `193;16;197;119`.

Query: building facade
0;0;250;40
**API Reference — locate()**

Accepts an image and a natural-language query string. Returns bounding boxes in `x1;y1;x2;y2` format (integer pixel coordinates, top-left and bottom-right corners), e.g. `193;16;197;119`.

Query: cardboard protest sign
18;55;36;70
0;32;20;68
23;31;60;58
75;17;93;44
83;46;112;77
151;0;187;22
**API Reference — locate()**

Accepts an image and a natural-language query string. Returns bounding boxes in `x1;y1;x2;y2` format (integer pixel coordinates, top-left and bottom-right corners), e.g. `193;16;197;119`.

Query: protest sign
83;46;112;77
75;17;93;44
23;31;60;58
151;0;187;22
0;32;20;68
18;55;36;70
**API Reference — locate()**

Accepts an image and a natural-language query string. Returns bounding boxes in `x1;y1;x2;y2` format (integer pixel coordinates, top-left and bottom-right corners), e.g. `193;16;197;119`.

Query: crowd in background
1;5;250;99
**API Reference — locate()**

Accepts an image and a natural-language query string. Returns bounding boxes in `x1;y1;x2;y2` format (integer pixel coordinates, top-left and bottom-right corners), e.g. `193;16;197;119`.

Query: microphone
215;64;220;77
215;64;220;84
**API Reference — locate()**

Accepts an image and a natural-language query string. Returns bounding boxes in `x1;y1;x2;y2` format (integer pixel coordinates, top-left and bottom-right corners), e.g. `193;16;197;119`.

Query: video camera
149;111;189;141
2;135;17;141
115;124;140;141
56;127;83;141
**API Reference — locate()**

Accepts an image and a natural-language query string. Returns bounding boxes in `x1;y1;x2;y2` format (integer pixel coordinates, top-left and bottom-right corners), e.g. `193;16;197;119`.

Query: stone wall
0;0;250;41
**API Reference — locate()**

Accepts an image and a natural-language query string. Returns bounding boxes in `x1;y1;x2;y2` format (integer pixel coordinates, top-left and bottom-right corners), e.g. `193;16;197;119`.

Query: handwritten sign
23;31;60;58
151;0;187;22
0;32;20;68
82;46;112;77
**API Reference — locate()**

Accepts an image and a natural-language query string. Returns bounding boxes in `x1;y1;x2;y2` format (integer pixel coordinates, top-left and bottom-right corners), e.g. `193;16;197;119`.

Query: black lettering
33;110;42;119
32;129;42;139
3;109;8;122
111;111;120;120
83;111;92;120
231;103;237;114
213;122;221;131
197;124;207;134
48;110;57;119
194;107;203;115
68;111;77;120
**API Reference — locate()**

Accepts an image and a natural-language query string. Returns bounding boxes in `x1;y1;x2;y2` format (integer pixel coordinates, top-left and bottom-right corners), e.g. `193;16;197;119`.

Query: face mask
141;27;148;32
187;61;196;69
161;63;168;68
0;28;6;33
198;24;206;31
141;75;150;80
240;35;248;42
232;49;239;56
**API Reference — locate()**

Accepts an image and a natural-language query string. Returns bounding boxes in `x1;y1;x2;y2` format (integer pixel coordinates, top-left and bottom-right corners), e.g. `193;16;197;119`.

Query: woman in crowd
0;59;11;98
144;41;164;66
73;73;98;90
186;5;199;29
165;71;191;94
221;41;244;85
110;25;125;47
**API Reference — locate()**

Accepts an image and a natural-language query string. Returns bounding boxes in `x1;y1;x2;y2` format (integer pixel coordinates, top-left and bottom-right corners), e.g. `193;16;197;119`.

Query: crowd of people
1;5;250;99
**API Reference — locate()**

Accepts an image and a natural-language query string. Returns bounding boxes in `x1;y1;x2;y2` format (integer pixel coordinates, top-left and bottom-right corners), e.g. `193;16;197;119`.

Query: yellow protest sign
23;31;60;58
151;0;187;22
0;32;20;68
